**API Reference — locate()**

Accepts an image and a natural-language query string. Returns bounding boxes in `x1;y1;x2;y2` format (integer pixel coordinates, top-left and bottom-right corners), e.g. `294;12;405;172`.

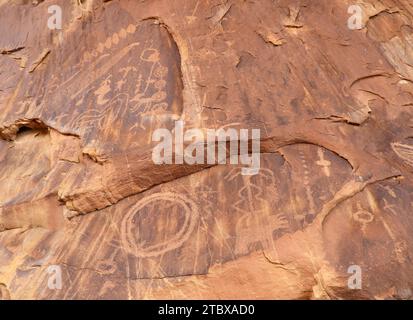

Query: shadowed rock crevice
0;283;11;300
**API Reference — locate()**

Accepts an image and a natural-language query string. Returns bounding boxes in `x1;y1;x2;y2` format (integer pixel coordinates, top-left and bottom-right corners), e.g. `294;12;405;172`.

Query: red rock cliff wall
0;0;413;299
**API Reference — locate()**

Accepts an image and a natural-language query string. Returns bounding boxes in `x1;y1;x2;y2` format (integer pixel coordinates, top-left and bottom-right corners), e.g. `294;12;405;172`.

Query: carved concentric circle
120;192;199;258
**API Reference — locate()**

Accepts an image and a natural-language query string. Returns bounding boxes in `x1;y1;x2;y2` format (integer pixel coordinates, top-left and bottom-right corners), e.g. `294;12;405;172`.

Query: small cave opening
16;126;32;135
15;123;49;138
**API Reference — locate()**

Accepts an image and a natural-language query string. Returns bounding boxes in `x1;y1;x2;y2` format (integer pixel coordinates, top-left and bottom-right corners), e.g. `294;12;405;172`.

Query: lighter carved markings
352;203;374;233
391;142;413;166
82;24;137;63
299;150;316;219
120;193;199;258
353;207;374;224
316;147;331;177
51;23;138;100
68;21;181;144
235;211;289;255
225;168;289;255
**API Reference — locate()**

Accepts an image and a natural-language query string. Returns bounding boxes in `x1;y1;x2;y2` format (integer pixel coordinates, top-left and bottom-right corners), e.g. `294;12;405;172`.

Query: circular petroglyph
112;33;119;45
140;48;160;62
120;192;199;258
154;79;167;90
96;259;118;275
126;24;137;34
353;209;374;224
154;65;168;78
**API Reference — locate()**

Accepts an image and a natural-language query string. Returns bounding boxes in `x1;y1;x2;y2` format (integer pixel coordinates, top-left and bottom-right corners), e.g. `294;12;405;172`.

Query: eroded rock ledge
1;0;413;299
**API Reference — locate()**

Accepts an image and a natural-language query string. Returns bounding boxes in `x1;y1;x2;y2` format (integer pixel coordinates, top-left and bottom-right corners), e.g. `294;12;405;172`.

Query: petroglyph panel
323;177;413;299
2;0;413;300
60;18;182;154
19;149;355;297
279;143;353;227
8;10;184;157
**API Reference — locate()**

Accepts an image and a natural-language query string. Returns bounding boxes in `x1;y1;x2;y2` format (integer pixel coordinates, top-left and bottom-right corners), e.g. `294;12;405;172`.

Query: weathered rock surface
1;0;413;299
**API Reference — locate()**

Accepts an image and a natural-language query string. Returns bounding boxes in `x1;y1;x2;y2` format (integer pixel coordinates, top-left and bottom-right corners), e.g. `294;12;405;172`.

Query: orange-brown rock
1;0;413;299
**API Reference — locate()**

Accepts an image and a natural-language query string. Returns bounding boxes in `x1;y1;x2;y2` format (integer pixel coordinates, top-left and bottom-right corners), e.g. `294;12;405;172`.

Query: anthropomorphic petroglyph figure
316;147;331;177
225;168;289;255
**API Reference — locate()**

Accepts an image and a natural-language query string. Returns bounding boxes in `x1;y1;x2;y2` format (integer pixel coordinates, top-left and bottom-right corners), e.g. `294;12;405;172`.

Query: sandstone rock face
0;0;413;300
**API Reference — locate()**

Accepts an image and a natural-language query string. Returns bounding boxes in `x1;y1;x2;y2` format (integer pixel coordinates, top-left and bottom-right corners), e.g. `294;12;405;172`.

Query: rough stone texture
0;0;413;299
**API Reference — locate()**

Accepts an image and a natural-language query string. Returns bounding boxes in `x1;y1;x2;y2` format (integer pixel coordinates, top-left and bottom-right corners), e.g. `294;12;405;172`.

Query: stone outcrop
0;0;413;299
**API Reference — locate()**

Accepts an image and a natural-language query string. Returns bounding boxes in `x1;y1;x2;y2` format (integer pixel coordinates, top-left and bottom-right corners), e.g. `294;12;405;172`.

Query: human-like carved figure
224;168;289;255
